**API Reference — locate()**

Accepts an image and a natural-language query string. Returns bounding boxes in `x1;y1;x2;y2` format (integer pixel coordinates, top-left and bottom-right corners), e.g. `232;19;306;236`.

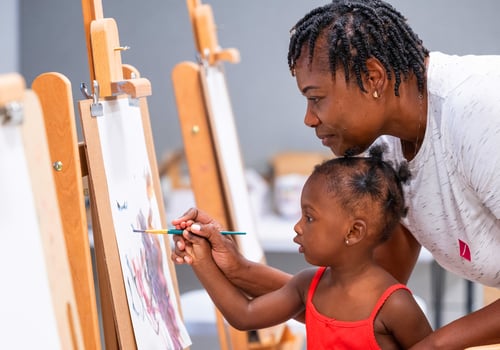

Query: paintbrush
132;228;246;235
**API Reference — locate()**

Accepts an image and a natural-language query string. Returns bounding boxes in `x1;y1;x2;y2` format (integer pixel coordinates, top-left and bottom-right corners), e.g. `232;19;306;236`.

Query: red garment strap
307;267;327;304
369;283;411;320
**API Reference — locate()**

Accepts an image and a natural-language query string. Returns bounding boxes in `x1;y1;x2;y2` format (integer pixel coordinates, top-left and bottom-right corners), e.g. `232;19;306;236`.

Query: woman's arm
374;223;421;284
409;299;500;349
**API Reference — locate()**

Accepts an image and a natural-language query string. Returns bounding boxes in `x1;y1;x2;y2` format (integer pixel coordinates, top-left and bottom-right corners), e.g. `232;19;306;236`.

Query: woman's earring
345;239;349;245
372;90;379;99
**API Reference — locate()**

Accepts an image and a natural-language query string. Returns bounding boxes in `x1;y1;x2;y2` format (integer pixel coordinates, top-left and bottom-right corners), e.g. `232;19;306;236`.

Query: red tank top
306;267;410;349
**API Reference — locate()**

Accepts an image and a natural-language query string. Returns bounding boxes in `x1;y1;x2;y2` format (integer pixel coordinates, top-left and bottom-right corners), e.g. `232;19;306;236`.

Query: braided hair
311;143;410;243
288;0;429;96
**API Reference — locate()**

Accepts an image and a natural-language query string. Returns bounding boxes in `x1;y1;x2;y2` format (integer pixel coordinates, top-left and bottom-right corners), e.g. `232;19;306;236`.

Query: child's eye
306;215;313;223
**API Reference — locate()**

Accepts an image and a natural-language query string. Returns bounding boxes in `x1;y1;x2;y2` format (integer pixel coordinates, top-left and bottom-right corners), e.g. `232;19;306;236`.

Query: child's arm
381;289;433;348
182;231;309;330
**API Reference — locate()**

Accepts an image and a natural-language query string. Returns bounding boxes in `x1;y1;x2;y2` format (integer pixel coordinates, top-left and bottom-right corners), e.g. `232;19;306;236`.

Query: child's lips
293;237;304;253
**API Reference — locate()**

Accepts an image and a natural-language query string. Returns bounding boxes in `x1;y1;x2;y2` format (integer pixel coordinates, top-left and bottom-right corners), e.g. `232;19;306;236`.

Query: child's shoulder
374;283;420;324
293;267;322;281
289;267;324;291
378;284;414;310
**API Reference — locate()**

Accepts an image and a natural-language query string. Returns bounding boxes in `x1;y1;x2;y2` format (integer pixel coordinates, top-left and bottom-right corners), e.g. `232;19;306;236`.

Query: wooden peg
214;48;240;64
111;78;152;99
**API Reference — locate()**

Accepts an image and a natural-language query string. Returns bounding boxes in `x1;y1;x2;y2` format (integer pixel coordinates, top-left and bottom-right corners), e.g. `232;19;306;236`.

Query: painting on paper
97;98;191;350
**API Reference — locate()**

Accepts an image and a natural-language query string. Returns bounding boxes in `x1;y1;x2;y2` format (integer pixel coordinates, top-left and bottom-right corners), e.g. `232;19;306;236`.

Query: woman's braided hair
288;0;429;96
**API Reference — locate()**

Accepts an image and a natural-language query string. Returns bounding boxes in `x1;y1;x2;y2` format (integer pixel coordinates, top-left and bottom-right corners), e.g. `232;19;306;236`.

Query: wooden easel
79;1;190;348
31;1;190;349
32;72;102;350
0;73;84;349
172;1;303;349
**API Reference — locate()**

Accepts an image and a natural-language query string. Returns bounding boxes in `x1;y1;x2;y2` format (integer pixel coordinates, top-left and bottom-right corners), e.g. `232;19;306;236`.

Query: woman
173;0;500;348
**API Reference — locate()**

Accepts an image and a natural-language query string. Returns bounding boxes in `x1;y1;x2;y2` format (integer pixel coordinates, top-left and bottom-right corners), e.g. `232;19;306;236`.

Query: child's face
293;175;352;266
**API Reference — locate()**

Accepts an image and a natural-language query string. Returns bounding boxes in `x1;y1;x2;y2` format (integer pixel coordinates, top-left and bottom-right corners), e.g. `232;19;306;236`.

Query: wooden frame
0;73;84;349
32;71;102;350
79;93;190;349
78;0;190;348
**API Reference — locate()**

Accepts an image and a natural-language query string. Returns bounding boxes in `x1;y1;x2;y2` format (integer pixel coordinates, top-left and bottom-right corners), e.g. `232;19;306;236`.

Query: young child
177;144;432;349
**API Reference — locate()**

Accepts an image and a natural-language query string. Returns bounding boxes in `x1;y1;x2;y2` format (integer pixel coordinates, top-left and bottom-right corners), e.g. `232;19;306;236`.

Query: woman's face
294;50;385;157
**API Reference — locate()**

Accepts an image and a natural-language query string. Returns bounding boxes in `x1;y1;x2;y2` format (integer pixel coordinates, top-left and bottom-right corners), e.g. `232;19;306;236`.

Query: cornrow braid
312;142;410;243
288;0;429;96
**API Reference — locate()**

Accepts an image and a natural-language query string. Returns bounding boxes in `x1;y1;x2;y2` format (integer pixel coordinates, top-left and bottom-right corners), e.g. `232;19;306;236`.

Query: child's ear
344;219;367;246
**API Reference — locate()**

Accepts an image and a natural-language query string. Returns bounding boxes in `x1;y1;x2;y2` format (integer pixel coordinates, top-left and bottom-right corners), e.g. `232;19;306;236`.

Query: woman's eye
307;96;320;103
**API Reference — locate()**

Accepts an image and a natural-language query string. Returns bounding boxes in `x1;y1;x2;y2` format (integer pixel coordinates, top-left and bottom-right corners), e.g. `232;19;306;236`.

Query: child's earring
372;90;379;99
345;239;349;245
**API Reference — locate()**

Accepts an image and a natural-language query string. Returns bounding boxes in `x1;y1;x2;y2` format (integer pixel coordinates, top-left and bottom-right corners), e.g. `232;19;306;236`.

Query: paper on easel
97;98;191;350
0;124;61;349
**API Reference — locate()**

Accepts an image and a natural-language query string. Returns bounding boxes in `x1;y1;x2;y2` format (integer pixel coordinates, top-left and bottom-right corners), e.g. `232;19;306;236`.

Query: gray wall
1;0;19;73
20;0;500;173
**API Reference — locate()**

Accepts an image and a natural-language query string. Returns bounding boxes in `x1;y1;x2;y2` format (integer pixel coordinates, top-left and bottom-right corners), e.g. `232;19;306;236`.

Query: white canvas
97;98;191;350
203;65;264;262
0;124;61;349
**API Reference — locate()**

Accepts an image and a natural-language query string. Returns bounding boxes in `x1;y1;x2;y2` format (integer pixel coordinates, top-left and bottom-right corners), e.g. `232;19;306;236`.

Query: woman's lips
317;132;335;147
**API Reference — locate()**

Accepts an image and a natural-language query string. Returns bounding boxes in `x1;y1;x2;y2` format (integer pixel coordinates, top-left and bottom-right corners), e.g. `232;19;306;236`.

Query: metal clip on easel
80;80;103;117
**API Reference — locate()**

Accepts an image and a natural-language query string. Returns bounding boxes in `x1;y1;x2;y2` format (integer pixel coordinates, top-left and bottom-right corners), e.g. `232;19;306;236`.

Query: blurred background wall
4;0;500;173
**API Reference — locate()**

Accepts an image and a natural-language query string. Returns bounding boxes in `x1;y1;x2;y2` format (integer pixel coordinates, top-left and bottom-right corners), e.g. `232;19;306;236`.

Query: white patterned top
379;51;500;287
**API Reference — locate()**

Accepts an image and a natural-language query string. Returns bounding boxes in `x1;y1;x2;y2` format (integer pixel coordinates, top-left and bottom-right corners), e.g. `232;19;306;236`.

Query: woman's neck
386;75;428;161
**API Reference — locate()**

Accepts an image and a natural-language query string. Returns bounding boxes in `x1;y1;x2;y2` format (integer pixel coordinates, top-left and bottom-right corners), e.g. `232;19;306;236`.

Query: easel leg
91;198;120;350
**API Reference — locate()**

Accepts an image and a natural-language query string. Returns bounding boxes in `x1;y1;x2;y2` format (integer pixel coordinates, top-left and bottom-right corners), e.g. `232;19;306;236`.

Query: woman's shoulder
428;51;500;97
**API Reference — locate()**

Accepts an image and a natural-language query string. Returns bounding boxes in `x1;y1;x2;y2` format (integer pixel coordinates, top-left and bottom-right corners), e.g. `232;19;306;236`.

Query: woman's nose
304;108;320;127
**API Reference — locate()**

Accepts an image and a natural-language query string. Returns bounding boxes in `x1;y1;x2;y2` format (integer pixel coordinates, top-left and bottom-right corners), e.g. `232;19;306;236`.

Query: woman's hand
170;207;246;279
171;207;293;298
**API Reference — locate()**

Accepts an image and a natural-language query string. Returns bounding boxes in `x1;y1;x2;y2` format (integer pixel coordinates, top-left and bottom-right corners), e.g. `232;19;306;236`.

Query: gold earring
373;90;379;99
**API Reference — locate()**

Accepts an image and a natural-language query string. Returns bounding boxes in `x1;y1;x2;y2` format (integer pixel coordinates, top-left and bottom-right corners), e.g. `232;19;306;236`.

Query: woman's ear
344;219;367;246
364;57;388;97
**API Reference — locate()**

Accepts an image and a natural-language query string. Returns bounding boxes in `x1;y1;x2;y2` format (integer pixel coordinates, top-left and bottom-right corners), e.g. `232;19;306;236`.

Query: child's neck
328;261;381;286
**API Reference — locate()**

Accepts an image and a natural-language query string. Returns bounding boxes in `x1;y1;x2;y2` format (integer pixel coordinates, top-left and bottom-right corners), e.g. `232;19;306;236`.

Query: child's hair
311;143;410;243
287;0;429;96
